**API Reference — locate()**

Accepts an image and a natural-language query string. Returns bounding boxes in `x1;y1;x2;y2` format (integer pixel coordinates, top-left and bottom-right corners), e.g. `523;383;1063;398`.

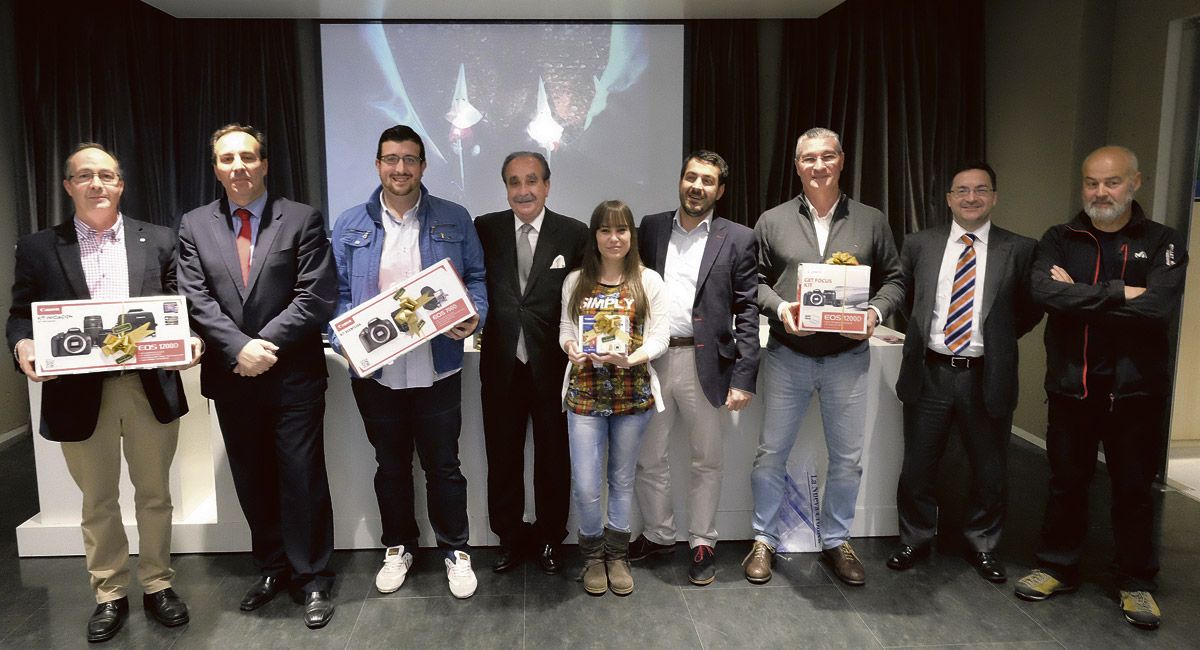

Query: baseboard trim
1011;424;1106;464
0;423;30;450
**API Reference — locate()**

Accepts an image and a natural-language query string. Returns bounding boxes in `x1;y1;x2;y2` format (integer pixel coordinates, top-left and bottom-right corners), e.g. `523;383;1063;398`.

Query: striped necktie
944;233;977;354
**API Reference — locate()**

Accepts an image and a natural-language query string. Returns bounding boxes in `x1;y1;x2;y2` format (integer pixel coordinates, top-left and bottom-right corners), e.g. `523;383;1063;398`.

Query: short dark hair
681;150;729;186
209;124;267;164
949;160;997;191
64;142;122;179
377;124;425;161
500;151;550;182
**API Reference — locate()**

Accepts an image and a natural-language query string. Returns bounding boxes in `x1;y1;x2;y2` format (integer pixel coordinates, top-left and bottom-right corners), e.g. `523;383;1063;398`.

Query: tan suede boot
604;528;634;596
578;534;607;595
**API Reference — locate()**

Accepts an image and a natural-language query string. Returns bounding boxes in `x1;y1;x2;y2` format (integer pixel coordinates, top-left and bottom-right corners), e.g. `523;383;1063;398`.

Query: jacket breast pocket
340;230;373;277
430;222;464;244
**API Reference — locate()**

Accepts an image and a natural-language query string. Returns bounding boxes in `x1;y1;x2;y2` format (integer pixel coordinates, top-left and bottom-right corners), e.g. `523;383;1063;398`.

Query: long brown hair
567;200;648;322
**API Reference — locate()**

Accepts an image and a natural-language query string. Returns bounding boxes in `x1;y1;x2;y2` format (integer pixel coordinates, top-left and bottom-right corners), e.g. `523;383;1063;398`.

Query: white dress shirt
375;190;456;389
663;210;711;337
928;220;990;357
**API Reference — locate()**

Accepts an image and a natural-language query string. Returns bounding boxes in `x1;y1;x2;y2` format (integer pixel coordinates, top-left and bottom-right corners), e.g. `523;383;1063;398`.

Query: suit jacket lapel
696;218;729;296
54;224;90;299
245;195;284;297
653;215;670;273
211;199;248;301
124;220;148;296
981;228;1009;324
917;227;950;337
524;211;557;298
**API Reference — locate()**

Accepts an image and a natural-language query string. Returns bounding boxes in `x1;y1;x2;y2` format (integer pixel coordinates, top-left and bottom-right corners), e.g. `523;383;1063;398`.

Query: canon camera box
330;258;477;377
32;296;192;376
579;313;631;355
796;263;872;334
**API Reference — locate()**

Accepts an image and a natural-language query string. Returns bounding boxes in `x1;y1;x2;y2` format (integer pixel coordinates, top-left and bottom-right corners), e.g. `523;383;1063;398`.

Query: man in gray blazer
888;162;1042;583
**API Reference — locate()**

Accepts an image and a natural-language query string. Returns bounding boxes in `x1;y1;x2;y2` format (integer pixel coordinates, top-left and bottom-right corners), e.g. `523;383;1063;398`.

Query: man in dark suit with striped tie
888;161;1042;582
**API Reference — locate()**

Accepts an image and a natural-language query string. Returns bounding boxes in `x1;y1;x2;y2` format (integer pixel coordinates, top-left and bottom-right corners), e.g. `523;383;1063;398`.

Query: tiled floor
2;434;1198;649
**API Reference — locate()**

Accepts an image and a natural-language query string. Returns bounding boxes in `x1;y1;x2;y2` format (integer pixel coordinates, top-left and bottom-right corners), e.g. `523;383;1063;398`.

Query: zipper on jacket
1109;393;1116;412
1065;226;1104;399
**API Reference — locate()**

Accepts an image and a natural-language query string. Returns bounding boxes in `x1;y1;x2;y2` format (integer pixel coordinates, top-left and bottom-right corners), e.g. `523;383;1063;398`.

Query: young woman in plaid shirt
559;200;669;596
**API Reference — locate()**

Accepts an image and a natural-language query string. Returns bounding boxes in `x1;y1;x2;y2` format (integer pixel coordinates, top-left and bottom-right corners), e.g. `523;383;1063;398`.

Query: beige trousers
635;347;726;548
60;373;179;603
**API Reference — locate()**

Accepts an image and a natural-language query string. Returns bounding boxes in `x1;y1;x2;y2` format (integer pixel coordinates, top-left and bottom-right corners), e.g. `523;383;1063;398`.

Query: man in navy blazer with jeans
629;150;760;585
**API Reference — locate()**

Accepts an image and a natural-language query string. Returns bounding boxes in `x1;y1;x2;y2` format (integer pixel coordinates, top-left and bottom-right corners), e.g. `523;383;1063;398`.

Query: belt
925;350;983;369
668;336;695;348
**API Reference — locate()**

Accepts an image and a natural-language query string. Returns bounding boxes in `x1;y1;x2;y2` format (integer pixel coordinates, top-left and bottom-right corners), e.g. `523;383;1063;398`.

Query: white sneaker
445;550;478;599
375;545;413;594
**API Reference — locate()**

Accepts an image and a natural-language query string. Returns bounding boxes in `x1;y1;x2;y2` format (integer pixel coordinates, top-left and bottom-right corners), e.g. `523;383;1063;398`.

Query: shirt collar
671;209;712;235
74;213;124;242
950;219;991;245
381;189;422;225
514;208;546;233
229;191;270;220
802;194;840;220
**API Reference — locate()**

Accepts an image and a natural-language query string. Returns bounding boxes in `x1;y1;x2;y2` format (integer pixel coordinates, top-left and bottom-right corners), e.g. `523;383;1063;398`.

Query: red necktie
235;208;252;287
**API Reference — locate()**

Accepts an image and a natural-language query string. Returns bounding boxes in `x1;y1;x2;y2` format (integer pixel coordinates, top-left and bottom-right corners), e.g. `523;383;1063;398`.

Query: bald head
1081;145;1142;230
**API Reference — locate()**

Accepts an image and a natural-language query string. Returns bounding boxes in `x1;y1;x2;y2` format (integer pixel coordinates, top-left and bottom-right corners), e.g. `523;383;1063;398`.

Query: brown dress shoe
742;540;774;584
822;542;866;585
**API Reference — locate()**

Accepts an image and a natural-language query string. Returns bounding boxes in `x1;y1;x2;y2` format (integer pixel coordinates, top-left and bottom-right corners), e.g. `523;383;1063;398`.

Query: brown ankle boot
578;534;607;595
604;528;633;596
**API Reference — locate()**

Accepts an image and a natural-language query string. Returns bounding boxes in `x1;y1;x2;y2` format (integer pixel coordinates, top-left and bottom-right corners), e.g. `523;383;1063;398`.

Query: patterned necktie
235;208;252;287
515;223;534;363
944;233;977;354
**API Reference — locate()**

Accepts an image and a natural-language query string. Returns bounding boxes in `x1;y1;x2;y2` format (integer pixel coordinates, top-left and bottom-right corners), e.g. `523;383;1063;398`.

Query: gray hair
795;127;843;159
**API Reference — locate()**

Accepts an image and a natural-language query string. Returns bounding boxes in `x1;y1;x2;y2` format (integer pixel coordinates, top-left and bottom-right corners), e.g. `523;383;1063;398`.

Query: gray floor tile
524;576;701;648
3;602;188;649
1013;582;1198;649
170;584;358;649
830;540;1051;646
683;583;881;648
347;595;524;649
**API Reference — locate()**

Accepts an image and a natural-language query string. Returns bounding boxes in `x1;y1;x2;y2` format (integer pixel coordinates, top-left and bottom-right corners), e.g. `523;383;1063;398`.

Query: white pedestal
17;330;903;556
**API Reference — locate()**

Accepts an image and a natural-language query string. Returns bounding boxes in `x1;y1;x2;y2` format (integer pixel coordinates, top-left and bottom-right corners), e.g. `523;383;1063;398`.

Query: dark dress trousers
177;195;338;591
637;211;761;407
894;224;1042;551
7;218;187;440
475;208;587;547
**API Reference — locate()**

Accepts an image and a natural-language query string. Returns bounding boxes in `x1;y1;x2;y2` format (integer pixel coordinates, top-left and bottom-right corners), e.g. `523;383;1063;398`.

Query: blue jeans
751;339;869;550
567;410;654;538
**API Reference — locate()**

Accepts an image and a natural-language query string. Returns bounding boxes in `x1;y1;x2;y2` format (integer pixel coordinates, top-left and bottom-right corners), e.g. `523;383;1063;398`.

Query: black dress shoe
970;552;1007;583
886;544;930;571
537;544;562;575
240;576;286;611
492;545;523;574
87;597;129;643
143;587;189;627
303;591;335;629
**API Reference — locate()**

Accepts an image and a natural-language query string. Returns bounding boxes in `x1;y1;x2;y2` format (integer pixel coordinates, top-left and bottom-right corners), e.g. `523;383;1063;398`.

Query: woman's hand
564;340;589;365
589;351;634;368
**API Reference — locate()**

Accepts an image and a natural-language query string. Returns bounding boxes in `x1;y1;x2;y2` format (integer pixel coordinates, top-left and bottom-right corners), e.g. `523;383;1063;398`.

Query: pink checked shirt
75;215;130;300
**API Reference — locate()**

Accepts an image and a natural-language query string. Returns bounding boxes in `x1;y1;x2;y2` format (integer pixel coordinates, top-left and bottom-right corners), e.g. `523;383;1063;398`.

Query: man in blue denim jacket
330;125;488;599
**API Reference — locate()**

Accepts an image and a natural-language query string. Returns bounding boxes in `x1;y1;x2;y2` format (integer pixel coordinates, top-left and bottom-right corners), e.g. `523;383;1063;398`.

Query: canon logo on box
36;305;63;315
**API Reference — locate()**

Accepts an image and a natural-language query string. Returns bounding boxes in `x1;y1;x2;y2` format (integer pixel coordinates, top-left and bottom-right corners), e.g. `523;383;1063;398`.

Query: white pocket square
550;255;566;269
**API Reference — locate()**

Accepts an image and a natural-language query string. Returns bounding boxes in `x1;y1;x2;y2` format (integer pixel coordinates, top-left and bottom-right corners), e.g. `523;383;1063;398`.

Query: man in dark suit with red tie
628;150;760;585
7;143;200;642
475;151;588;574
888;161;1041;583
177;124;339;629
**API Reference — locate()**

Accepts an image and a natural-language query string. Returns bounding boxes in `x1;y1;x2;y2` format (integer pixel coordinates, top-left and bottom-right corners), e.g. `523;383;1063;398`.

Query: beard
1084;193;1133;225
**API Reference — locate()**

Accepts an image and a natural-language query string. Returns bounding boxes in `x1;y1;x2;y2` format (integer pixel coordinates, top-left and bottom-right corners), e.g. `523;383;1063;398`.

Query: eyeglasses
68;170;121;186
377;155;423;167
797;153;840;166
949;186;994;198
